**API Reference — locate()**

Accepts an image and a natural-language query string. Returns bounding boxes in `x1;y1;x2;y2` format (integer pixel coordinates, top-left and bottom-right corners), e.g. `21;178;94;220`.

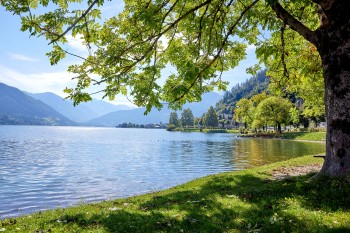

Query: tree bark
277;122;282;134
272;0;350;176
316;0;350;176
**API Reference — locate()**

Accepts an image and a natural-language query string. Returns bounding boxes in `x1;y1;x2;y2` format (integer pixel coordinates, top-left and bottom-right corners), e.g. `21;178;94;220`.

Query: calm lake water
0;125;325;218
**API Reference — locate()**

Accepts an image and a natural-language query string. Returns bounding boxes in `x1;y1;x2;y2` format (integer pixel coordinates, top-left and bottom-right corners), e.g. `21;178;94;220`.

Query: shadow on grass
45;173;350;233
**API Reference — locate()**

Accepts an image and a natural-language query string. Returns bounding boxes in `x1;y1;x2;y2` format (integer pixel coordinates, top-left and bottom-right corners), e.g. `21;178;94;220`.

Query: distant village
116;122;167;129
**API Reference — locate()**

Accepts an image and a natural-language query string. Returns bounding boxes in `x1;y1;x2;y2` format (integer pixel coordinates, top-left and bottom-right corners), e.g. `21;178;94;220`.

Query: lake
0;125;325;219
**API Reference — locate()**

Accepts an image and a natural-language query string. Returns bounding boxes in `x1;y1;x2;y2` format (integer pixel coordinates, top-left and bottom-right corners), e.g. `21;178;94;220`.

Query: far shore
171;127;326;142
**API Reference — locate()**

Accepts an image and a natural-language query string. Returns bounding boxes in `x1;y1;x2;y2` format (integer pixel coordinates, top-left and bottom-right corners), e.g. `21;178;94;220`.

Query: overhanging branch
271;2;319;46
48;0;99;45
173;0;260;103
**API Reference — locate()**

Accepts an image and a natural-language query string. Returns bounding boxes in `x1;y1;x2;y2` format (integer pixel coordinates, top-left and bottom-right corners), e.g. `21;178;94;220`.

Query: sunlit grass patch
281;132;326;141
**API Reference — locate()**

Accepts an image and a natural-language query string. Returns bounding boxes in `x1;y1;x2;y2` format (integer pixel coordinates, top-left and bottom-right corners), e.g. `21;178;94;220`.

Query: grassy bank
174;128;239;133
240;131;326;142
171;128;325;142
1;155;349;232
280;131;326;141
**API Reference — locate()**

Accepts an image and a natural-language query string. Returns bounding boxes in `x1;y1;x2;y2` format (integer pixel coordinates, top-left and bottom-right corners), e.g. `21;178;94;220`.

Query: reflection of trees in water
230;139;325;169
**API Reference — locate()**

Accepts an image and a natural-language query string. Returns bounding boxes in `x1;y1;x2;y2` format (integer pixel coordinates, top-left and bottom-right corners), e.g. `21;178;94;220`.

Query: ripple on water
0;126;325;219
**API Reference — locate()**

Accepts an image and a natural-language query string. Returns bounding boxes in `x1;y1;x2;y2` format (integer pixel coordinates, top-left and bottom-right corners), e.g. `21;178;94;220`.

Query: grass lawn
176;128;239;133
176;128;326;142
239;131;326;142
280;131;326;141
1;155;349;232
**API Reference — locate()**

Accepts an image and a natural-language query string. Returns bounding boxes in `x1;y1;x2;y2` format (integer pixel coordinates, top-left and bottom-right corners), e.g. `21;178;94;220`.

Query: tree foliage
255;96;293;133
222;71;269;104
168;111;179;127
204;106;218;128
180;108;194;128
234;98;254;128
262;31;325;121
250;92;268;107
0;0;322;116
1;0;283;113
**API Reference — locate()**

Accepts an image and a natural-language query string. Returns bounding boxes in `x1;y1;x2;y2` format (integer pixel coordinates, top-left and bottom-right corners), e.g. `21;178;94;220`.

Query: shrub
166;124;176;131
309;128;319;132
239;126;245;134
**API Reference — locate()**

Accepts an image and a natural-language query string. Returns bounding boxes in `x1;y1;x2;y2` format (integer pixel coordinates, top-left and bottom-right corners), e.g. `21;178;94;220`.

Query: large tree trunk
317;0;350;176
277;122;282;134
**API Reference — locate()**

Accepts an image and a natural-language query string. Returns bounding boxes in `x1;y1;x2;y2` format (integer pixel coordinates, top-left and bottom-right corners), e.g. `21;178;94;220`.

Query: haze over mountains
0;82;222;126
0;83;74;125
27;92;133;122
87;92;222;126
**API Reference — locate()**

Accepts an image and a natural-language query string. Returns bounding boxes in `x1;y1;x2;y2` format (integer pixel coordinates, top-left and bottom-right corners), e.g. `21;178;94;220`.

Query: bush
166;124;176;131
239;126;245;134
309;128;319;132
207;129;227;133
298;128;309;132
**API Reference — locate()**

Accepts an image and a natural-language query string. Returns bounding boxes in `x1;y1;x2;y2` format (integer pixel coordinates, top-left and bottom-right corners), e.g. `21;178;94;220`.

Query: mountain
216;70;269;114
221;70;269;105
27;92;99;122
0;83;75;126
80;99;132;115
87;108;169;126
87;92;222;126
28;92;133;122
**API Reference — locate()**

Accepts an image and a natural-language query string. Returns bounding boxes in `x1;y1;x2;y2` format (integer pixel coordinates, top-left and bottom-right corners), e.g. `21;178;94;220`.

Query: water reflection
231;138;324;168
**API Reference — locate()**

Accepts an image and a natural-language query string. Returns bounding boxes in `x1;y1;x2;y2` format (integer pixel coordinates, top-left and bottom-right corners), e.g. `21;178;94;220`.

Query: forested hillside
216;70;269;115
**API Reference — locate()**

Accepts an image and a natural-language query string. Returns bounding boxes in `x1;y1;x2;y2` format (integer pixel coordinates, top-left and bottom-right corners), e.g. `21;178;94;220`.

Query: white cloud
65;34;88;52
0;64;75;96
246;44;256;51
8;53;39;62
0;64;137;107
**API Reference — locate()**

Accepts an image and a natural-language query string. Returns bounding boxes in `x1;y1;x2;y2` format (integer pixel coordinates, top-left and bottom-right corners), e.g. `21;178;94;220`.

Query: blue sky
0;1;258;106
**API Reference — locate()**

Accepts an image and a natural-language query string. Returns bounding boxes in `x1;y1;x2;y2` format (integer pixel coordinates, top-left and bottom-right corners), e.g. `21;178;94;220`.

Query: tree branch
271;2;319;46
48;0;99;45
280;22;289;78
173;0;260;103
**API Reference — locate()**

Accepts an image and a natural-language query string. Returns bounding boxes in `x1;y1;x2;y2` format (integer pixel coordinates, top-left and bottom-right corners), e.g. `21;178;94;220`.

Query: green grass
280;132;326;141
175;128;239;133
170;128;325;142
238;131;326;142
226;129;240;133
1;155;349;232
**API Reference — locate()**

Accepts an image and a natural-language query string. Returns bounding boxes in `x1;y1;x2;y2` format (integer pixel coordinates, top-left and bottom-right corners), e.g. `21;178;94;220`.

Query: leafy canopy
255;96;293;128
1;0;321;113
204;106;218;128
234;98;254;126
169;111;179;127
180;108;194;127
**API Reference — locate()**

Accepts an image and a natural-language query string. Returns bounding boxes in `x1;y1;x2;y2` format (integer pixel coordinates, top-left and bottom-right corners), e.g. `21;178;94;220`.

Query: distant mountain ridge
87;92;222;126
28;92;134;122
0;83;75;126
0;82;221;126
